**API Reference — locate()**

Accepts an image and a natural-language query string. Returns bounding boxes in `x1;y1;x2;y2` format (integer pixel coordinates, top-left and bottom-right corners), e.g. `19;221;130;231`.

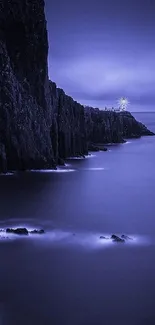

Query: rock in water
6;228;29;235
100;236;108;239
121;234;133;240
111;234;125;243
30;229;45;234
5;228;45;235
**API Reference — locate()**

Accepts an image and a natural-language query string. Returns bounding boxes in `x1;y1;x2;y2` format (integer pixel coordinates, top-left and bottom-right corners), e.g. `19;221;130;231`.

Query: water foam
29;168;75;173
124;141;131;145
67;154;96;160
83;167;105;171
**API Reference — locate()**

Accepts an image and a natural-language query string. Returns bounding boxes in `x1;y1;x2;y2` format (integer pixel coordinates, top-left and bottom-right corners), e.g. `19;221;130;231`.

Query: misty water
0;113;155;325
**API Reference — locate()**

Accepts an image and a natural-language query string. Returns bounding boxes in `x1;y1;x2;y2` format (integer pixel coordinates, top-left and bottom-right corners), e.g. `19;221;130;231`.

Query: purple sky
45;0;155;111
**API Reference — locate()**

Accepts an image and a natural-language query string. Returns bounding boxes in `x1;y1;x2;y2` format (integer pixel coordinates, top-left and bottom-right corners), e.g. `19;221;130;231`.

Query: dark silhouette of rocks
6;228;29;235
121;234;133;240
29;229;45;234
85;107;154;146
0;0;154;173
5;228;45;235
100;235;107;239
111;234;125;243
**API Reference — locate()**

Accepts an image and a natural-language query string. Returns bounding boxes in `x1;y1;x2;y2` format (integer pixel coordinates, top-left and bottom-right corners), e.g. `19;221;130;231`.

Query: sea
0;112;155;325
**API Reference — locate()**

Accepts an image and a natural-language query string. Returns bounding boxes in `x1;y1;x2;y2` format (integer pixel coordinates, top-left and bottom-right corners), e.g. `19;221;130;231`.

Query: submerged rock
111;234;125;243
121;234;133;240
100;236;108;239
6;228;28;235
30;229;45;234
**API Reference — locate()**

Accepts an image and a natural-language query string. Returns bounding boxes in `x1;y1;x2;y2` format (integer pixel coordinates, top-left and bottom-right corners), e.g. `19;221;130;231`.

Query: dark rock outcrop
111;234;125;243
6;228;28;235
100;235;109;239
121;234;133;240
0;0;154;173
5;228;45;235
30;229;45;234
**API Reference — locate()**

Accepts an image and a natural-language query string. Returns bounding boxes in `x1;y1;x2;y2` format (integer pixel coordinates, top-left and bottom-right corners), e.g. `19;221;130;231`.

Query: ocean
0;112;155;325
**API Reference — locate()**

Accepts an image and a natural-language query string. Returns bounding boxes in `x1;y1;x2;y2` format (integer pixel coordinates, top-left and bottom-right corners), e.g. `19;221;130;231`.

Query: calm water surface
0;113;155;325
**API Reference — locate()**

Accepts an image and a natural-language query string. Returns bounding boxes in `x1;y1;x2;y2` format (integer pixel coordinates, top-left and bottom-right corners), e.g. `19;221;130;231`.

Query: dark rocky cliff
0;0;54;172
84;106;154;146
0;0;88;172
84;107;124;144
119;111;154;138
49;81;88;162
0;0;154;173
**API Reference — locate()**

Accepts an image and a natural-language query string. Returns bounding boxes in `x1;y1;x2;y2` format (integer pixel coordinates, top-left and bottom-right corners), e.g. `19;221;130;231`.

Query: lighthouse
118;97;129;111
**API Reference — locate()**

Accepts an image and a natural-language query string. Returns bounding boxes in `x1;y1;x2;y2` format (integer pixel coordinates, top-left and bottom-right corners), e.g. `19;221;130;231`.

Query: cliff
84;107;154;146
119;111;154;138
0;0;54;172
84;107;124;144
0;0;88;172
0;0;154;173
49;81;88;162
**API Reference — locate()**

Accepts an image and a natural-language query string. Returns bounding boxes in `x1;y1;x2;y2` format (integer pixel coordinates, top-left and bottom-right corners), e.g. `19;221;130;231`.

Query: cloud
49;53;155;110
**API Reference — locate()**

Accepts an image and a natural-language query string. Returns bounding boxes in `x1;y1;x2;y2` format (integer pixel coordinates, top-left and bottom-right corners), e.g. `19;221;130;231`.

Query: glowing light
117;97;129;111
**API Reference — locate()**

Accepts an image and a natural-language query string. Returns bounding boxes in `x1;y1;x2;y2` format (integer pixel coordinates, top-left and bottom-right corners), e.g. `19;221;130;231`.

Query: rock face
0;0;54;172
0;0;154;173
49;81;88;162
85;107;154;146
119;111;154;138
85;107;124;144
